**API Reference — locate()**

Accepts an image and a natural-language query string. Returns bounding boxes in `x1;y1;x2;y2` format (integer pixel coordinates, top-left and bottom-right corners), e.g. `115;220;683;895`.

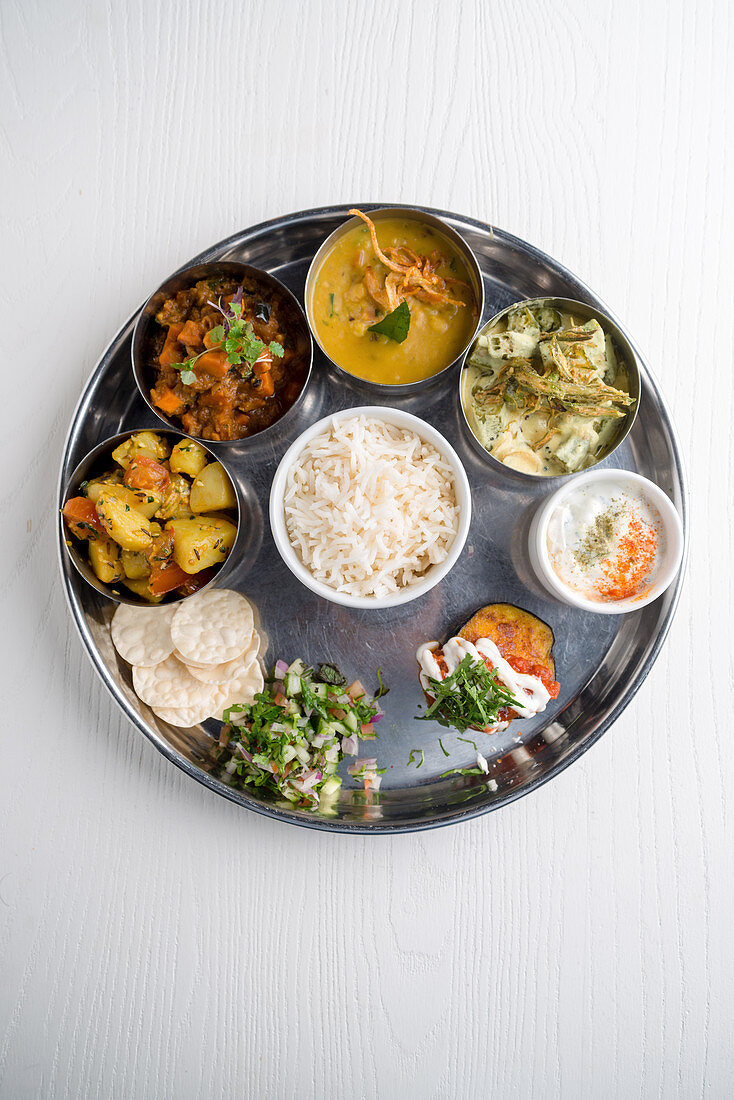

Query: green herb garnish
367;300;410;343
407;748;424;768
417;655;518;733
317;662;347;686
171;290;284;385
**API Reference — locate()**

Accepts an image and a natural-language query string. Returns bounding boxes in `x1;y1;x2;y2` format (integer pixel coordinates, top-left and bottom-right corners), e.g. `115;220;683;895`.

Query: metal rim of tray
57;204;688;834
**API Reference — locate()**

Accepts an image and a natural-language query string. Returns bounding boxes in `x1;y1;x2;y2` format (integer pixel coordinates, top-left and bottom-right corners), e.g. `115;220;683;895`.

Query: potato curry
63;431;238;602
148;275;308;441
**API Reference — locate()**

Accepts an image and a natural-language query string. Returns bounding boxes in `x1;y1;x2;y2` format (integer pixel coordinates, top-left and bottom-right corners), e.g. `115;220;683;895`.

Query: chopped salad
219;659;387;811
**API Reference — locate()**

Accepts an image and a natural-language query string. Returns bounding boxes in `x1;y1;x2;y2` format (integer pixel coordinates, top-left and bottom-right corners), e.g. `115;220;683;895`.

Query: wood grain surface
1;0;732;1096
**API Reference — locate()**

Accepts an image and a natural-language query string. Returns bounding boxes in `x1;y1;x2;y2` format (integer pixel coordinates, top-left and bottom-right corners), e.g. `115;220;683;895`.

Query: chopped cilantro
416;655;518;733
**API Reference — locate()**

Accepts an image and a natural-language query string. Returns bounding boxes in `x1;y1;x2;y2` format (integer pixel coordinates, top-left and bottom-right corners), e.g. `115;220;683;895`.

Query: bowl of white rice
269;407;471;609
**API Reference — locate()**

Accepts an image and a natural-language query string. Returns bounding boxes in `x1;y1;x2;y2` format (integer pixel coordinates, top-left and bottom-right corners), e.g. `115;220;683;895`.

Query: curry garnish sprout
417;654;518;733
171;286;284;384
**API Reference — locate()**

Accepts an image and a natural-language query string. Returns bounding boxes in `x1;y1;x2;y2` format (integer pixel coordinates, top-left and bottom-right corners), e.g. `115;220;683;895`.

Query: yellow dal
311;218;477;385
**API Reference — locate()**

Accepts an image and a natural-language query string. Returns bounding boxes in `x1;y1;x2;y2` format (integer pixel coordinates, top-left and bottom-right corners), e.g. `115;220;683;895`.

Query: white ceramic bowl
269;406;472;609
528;469;684;614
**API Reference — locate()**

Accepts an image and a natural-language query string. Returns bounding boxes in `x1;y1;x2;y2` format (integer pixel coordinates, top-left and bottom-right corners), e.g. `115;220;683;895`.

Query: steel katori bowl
60;428;241;606
131;260;313;446
304;206;485;396
458;296;641;482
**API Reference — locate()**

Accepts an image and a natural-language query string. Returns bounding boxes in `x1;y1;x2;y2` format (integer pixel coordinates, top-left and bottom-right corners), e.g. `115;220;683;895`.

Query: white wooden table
2;1;731;1096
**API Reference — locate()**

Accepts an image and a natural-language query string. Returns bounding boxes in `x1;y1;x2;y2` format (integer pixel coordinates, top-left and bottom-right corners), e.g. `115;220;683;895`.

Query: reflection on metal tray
57;205;687;833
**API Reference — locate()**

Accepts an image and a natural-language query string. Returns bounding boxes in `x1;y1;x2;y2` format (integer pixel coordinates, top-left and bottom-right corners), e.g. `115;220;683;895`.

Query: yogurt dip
528;469;684;614
546;479;664;603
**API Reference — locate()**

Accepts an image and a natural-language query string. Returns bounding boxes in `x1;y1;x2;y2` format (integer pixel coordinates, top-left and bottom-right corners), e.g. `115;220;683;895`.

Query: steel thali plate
57;204;687;833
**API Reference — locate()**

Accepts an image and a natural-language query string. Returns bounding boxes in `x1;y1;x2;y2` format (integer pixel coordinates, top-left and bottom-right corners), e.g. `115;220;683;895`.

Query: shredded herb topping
417;654;518;733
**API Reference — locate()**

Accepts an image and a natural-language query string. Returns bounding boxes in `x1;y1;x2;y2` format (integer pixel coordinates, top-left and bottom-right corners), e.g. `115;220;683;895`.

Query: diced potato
85;471;123;503
95;486;154;552
121;550;151;580
94;481;162;518
111;431;170;469
189;462;237;513
169;439;208;478
121;576;164;604
156;473;193;521
88;538;124;584
166;516;237;574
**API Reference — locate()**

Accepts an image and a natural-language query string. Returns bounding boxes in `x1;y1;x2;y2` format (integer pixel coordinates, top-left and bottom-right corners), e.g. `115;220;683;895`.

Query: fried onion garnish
348;208;476;314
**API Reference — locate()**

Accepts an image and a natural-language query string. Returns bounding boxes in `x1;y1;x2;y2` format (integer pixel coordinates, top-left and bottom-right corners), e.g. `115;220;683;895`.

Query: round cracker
171;589;254;666
151;699;217;727
210;662;265;722
187;636;260;684
172;648;210;668
132;654;215;710
111;604;176;667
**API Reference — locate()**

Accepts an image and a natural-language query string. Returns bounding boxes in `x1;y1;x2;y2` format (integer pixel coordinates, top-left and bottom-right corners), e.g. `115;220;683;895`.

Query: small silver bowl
131;261;313;445
458;296;641;481
60;428;241;606
304;206;485;396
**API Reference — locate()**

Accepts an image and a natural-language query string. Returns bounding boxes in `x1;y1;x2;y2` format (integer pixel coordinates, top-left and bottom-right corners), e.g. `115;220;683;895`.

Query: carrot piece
174;567;216;597
152;388;185;416
196;349;229;378
62;497;106;540
258;371;275;397
178;320;205;348
158;322;185;366
149;558;189;596
124;456;170;493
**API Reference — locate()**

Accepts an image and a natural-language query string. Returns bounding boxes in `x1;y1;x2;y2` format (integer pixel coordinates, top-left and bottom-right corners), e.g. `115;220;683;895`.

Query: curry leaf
367;300;410;343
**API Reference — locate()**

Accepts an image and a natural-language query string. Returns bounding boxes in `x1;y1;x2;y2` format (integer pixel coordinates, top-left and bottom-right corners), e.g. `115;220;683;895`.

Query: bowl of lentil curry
132;261;312;443
305;207;484;394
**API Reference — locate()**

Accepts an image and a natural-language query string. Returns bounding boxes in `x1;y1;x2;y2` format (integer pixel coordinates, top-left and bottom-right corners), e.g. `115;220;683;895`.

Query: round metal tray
57;204;687;834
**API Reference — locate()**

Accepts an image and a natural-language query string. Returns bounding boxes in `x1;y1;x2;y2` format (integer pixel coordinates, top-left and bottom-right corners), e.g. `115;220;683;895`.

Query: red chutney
595;514;658;601
495;654;560;723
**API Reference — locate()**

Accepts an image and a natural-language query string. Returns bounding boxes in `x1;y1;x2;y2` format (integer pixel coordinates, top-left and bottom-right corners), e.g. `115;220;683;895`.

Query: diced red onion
236;744;253;764
341;734;358;756
274;660;289;678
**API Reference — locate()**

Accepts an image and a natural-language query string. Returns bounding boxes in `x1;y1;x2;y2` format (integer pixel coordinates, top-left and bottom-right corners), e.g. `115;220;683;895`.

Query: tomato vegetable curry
63;431;238;602
148;275;309;441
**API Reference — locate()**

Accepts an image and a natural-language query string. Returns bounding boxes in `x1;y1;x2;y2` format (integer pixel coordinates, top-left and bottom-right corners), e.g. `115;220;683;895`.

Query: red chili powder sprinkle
595;513;658;601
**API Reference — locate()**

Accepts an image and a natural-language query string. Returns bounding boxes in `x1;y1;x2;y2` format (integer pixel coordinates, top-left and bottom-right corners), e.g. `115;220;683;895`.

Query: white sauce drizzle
416;636;551;720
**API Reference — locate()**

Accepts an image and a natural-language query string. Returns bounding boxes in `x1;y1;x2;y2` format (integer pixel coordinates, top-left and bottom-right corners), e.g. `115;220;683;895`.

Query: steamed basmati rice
284;415;460;598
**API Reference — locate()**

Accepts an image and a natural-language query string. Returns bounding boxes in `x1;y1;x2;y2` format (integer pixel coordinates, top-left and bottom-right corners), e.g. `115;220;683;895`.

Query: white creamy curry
461;301;635;476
